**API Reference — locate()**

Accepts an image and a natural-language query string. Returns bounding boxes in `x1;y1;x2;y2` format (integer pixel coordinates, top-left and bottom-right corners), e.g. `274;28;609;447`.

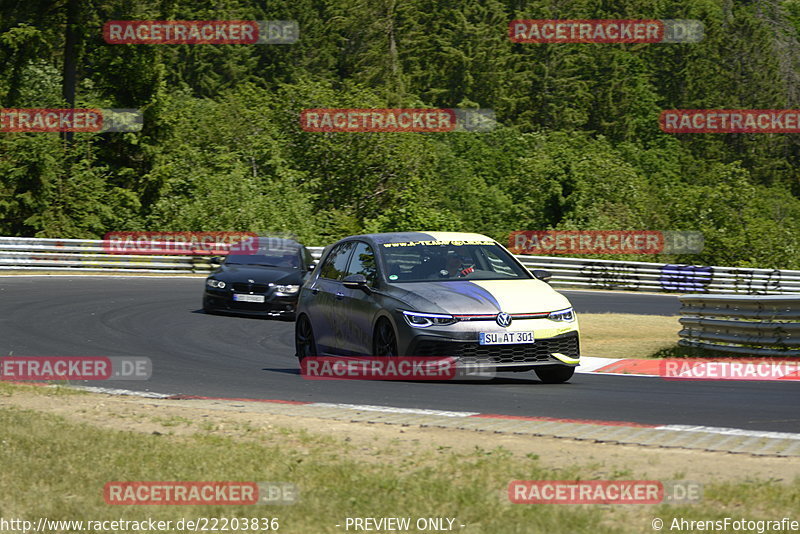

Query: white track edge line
575;370;660;377
71;385;174;398
656;424;800;441
309;402;478;417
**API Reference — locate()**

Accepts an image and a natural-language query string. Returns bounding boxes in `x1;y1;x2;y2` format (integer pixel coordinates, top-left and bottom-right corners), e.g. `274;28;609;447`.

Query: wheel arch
371;312;400;356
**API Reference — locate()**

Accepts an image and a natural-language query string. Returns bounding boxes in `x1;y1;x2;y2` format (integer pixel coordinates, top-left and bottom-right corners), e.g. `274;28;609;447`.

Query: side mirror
307;262;317;272
210;256;223;265
533;269;552;283
342;274;371;293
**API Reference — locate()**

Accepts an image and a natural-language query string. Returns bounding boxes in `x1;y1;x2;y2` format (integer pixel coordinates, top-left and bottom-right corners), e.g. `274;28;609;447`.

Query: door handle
335;292;344;300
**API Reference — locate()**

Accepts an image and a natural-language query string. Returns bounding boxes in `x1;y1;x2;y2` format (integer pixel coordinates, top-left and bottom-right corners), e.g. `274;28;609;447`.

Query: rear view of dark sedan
203;237;313;319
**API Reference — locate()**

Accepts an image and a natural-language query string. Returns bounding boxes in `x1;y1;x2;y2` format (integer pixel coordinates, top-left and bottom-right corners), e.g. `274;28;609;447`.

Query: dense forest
1;0;800;268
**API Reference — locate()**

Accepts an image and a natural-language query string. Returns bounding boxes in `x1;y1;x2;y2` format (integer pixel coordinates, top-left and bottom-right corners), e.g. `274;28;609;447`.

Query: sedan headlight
401;310;458;328
206;279;226;289
274;284;300;295
548;307;575;322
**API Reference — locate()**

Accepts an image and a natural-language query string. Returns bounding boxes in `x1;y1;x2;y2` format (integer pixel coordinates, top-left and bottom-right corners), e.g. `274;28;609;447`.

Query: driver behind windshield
432;250;475;279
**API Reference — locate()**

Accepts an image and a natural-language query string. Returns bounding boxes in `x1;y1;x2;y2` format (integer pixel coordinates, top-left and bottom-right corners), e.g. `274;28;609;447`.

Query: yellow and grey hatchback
295;232;580;383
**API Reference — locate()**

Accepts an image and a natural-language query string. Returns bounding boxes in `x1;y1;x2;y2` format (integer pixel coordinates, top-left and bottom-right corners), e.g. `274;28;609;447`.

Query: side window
346;242;379;287
319;242;354;280
479;247;516;276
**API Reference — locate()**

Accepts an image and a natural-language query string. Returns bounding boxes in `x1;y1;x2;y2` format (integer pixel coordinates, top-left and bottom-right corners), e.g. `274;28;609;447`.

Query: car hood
212;264;302;284
385;279;572;314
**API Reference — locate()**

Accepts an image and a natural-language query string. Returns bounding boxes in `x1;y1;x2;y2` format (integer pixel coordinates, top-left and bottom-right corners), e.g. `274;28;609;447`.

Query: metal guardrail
1;236;800;294
0;237;214;273
678;295;800;356
515;256;800;294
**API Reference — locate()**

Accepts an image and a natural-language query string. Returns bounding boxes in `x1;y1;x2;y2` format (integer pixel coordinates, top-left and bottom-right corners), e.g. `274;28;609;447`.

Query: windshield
224;252;302;269
379;241;531;282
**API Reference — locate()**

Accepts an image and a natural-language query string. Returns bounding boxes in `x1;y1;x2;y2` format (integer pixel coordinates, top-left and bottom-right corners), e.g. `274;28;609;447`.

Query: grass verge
578;313;679;359
1;384;798;533
579;313;800;360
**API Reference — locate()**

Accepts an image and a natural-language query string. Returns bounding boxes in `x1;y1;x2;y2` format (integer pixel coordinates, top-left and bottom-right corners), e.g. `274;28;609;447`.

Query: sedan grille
232;283;270;293
413;332;579;365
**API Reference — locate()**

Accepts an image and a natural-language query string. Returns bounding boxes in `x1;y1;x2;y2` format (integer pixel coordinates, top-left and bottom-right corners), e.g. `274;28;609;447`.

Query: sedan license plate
233;294;265;303
479;332;535;345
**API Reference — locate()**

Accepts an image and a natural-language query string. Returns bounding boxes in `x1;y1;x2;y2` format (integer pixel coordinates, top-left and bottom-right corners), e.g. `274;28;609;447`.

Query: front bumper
204;289;297;318
397;314;580;368
408;331;579;368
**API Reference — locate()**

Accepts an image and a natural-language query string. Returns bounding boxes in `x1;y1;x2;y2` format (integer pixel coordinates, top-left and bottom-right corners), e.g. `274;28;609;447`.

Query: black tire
372;319;398;357
202;295;214;314
295;315;318;362
534;365;575;384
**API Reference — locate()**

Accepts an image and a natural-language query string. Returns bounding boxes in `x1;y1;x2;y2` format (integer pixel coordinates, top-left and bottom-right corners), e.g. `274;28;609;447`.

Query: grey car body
294;232;580;383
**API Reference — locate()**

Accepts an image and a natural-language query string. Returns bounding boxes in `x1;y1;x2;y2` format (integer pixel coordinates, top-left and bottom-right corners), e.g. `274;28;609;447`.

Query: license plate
233;294;265;303
479;332;535;345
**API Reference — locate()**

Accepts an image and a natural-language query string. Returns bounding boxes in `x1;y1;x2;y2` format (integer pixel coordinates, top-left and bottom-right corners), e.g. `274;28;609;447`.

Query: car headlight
548;307;575;322
206;279;226;289
274;284;300;295
401;310;458;328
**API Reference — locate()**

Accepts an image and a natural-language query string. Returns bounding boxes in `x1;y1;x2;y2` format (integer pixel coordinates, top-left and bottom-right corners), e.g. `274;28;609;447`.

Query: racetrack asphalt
0;277;796;432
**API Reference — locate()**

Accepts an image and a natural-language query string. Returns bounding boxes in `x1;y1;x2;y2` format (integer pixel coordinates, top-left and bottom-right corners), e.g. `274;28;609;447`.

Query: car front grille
413;331;579;365
232;283;270;293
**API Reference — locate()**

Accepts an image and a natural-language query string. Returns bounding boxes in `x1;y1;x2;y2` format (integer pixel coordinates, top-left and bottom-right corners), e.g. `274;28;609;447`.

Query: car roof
342;232;496;245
